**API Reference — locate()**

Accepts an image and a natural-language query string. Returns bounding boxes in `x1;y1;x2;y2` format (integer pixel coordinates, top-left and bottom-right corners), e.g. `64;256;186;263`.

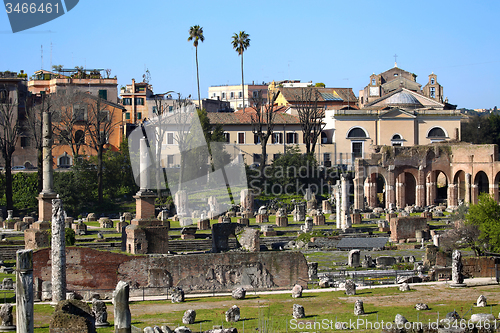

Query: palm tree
231;31;250;110
188;25;204;109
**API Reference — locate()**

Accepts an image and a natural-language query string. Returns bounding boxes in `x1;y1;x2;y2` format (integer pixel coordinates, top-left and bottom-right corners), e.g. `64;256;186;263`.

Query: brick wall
33;247;309;292
390;216;428;242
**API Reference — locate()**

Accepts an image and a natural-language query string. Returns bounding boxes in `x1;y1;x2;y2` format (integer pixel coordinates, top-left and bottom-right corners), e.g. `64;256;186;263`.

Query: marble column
113;281;131;333
37;110;57;222
490;183;498;202
335;180;341;229
396;173;405;209
385;166;395;209
16;249;33;333
341;175;351;229
51;198;66;303
367;174;377;208
448;183;458;208
471;184;479;204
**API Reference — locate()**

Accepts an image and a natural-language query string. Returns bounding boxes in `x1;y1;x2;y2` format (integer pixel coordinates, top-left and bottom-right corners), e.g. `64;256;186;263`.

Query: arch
364;173;386;208
346;126;368;139
391;134;402;140
453;170;467;203
435;170;449;204
75;130;85;144
404;172;416;206
475;171;489;195
57;153;72;168
494;172;500;202
427;126;448;138
321;131;328;144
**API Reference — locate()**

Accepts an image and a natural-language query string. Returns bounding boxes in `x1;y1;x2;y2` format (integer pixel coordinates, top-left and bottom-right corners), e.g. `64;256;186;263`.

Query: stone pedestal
64;217;73;229
275;216;288;227
37;192;57;222
313;214;325;226
237;218;249;227
351;213;362;225
72;222;87;235
421;211;432;221
197;218;210;230
242;211;253;219
322;200;332;214
116;221;129;233
255;214;269;223
132;191;158;225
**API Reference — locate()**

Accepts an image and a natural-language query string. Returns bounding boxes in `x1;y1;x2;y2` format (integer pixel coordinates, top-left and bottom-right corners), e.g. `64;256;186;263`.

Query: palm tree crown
188;25;204;109
231;31;250;110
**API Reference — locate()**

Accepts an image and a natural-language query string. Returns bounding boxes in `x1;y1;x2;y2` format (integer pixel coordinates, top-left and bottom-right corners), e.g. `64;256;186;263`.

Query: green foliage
65;228;76;246
0;172;39;212
296;230;331;243
466;193;500;253
391;262;414;270
315;82;326;88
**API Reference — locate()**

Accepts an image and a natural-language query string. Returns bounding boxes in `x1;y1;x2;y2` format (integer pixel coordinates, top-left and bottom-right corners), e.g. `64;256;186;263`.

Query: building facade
208;83;268;111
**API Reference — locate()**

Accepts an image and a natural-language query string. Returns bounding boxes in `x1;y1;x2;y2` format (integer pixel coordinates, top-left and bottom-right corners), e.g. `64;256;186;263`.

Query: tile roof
278;87;357;103
235;105;289;114
207;112;301;125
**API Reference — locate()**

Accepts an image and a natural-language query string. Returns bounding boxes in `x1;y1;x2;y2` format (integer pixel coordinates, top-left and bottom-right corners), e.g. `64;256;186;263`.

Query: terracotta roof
207;112;300;125
235;105;289;114
278;87;357;103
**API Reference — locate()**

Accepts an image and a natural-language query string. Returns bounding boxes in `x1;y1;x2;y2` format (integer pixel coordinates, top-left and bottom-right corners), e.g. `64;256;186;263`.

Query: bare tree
250;90;280;180
0;84;22;210
51;89;88;157
24;92;54;192
85;95;119;204
293;88;325;155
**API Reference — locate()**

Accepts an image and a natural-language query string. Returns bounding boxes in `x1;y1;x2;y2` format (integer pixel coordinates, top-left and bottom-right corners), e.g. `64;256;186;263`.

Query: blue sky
2;0;499;109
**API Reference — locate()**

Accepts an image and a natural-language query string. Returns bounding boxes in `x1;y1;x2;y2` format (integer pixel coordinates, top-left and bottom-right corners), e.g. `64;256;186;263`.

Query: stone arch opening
475;171;489;195
494;172;500;202
404;172;416;206
435;170;449;204
453;170;466;203
364;173;386;208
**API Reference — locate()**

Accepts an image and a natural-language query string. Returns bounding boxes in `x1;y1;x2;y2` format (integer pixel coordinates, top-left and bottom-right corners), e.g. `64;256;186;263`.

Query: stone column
471;184;479;204
490;183;498;202
464;173;471;204
450;249;466;287
335;181;341;229
240;189;254;213
367;173;377;209
426;172;437;206
37;110;57;222
16;249;33;333
415;166;426;208
386;166;395;210
139;137;149;192
113;281;131;333
51;199;66;303
448;183;458;208
341;175;351;229
396;173;405;209
174;190;188;217
353;160;364;211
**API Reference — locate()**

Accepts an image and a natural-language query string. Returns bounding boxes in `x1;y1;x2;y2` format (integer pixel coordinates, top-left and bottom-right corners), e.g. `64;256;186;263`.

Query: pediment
379;108;416;119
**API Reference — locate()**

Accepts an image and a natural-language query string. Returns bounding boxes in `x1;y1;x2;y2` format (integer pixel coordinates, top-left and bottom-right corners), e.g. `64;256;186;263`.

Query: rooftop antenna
41;45;43;69
50;42;53;71
394;54;398;68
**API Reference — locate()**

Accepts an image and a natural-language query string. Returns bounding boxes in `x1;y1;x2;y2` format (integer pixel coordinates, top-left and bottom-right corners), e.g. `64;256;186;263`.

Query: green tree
466;193;500;254
315;82;325;88
188;25;204;109
231;31;250;110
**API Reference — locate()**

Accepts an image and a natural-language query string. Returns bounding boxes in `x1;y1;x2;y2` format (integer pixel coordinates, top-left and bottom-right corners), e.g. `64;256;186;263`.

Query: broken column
16;249;33;333
113;281;131;333
37;110;57;222
174;190;189;217
240;189;254;213
341;174;351;229
335;180;341;229
450;249;466;287
51;198;66;304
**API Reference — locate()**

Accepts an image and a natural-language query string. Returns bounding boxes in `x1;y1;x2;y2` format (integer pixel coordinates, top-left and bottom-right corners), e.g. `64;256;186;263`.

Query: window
223;133;230;143
230;92;234;99
371;78;376;85
152;106;157;114
394;73;398;77
431;78;435;85
352;142;363;158
254;134;261;144
59;155;71;167
125;112;130;120
286;132;298;144
98;89;107;100
321;132;328;144
239;91;242;98
222;92;226;99
238;132;245;144
428;127;446;138
253;154;261;163
135;98;144;105
20;136;29;148
167;155;174;165
137;112;142;120
253;91;259;98
323;153;331;167
392;134;402;140
122;98;132;105
73;104;87;122
169;106;173;112
272;132;283;144
167;132;174;145
99;110;110;122
100;131;109;144
75;130;85;144
0;89;7;103
135;86;145;93
430;87;435;98
273;154;281;160
347;127;367;138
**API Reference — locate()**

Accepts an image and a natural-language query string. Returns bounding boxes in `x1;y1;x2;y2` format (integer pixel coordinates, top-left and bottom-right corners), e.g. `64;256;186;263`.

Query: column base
37;192;57;222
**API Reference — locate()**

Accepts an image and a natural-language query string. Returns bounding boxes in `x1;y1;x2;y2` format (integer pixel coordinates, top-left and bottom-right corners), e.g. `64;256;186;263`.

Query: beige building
208;83;268;111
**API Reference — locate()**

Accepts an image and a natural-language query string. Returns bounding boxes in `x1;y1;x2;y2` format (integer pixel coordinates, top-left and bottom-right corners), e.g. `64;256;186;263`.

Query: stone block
275;216;288;227
237;228;260;252
23;216;35;224
237;218;249;227
197;218;210;230
351;213;362;225
255;214;269;223
313;215;325;226
99;218;113;229
24;229;50;250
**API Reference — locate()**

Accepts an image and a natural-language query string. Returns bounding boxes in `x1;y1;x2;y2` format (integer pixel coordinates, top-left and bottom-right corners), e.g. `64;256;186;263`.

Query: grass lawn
27;284;500;333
